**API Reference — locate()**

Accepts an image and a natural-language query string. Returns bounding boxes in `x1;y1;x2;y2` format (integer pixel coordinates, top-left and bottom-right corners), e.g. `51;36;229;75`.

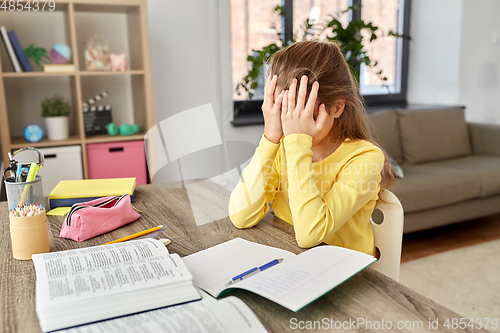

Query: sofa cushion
426;155;500;198
366;110;403;163
468;123;500;156
391;164;481;213
397;107;472;164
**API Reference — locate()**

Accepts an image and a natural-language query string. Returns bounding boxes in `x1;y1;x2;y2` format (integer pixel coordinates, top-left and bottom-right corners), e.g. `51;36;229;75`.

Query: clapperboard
82;91;113;136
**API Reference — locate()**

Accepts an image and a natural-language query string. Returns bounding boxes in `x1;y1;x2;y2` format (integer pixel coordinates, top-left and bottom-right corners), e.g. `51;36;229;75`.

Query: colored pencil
101;225;164;245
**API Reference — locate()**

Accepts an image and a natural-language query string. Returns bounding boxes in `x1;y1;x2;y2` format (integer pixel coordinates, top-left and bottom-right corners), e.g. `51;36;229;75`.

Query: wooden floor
401;213;500;262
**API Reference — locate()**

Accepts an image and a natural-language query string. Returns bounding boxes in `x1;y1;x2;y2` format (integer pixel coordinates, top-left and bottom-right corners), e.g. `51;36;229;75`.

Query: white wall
407;0;463;105
147;0;263;148
147;0;262;190
148;0;222;126
457;0;500;123
408;0;500;124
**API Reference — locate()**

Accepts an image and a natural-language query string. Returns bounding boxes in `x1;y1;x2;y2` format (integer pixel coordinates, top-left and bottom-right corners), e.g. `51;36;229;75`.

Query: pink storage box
86;140;147;185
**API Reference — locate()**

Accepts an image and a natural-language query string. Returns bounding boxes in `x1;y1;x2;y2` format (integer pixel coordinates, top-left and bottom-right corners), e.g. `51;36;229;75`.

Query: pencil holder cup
9;211;50;260
4;176;44;210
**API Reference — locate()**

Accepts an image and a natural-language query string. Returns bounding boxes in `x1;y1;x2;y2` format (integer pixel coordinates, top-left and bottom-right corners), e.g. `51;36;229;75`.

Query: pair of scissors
3;148;45;183
3;153;18;183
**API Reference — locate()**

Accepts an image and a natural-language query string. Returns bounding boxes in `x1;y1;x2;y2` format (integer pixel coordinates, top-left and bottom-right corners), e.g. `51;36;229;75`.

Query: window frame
232;0;412;125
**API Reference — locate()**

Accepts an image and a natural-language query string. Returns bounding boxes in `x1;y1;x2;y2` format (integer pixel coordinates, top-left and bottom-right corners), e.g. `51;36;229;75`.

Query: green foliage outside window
236;5;410;100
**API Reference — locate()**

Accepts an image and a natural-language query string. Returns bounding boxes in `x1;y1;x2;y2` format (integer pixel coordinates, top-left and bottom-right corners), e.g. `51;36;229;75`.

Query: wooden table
0;184;489;333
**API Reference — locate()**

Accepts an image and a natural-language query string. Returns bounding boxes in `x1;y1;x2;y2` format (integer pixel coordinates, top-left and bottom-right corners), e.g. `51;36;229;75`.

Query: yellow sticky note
47;207;71;216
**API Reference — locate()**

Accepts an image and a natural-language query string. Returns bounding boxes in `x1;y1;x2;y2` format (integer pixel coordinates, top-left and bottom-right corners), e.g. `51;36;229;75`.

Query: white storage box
37;145;83;197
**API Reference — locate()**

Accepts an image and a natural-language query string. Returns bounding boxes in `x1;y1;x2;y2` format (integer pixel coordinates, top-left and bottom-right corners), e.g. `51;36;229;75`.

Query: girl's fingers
288;78;297;112
265;72;272;88
315;104;329;130
282;90;289;115
264;75;277;107
264;74;274;94
273;90;285;111
296;75;308;109
304;81;319;116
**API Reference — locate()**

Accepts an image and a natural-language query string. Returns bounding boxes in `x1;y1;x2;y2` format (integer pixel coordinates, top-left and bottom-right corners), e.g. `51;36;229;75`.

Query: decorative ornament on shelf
110;53;128;72
23;124;44;143
84;34;110;71
82;91;113;136
49;43;72;64
107;123;140;136
41;95;71;141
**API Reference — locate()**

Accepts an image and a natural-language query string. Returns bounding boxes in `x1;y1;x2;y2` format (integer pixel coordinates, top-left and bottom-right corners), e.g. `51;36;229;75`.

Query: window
231;0;411;124
293;0;349;42
231;0;281;102
359;0;404;96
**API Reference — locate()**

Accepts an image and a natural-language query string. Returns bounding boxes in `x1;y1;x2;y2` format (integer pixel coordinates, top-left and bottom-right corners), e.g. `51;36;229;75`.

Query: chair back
370;190;404;281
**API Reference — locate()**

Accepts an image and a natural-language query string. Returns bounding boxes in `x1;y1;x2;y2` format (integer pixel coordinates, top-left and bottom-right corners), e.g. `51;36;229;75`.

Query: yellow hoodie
229;133;384;255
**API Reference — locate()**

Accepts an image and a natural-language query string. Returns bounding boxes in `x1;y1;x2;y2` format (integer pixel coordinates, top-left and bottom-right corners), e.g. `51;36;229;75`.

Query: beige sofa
367;106;500;233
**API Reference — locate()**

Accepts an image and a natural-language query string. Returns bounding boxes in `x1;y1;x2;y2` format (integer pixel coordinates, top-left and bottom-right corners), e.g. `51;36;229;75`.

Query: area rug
399;239;500;332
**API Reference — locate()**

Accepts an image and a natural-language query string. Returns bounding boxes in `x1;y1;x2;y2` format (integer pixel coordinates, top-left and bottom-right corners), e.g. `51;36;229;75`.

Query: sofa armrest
468;123;500;156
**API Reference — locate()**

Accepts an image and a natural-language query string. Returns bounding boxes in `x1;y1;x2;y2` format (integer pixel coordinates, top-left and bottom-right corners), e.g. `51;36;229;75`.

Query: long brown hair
269;40;395;189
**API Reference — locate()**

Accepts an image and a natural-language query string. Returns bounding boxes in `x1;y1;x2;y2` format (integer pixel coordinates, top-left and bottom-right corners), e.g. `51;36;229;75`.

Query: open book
183;238;376;312
56;294;267;333
33;239;201;332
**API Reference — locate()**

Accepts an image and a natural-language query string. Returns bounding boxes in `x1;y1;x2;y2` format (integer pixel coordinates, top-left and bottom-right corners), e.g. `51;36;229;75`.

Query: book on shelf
6;30;33;71
183;238;377;312
43;64;76;73
33;239;202;332
49;178;136;209
0;26;21;72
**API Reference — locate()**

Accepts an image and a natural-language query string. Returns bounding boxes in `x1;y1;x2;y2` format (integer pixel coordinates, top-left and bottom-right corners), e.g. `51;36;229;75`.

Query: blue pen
16;164;22;182
226;258;283;286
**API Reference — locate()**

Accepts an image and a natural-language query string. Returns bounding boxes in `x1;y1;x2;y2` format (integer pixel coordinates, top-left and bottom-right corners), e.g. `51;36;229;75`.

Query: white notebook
183;238;376;312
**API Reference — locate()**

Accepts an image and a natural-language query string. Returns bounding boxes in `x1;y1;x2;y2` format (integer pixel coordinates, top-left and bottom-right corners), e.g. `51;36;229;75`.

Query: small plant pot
44;116;69;140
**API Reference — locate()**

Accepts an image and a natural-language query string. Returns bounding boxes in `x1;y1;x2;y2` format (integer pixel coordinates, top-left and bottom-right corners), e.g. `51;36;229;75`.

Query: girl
229;41;394;255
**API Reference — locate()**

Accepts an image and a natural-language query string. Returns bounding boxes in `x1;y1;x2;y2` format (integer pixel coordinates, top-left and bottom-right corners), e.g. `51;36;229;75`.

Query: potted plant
41;95;70;140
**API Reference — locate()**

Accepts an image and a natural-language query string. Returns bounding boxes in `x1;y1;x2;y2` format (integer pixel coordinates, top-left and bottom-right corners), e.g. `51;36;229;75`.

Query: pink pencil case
60;194;141;242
